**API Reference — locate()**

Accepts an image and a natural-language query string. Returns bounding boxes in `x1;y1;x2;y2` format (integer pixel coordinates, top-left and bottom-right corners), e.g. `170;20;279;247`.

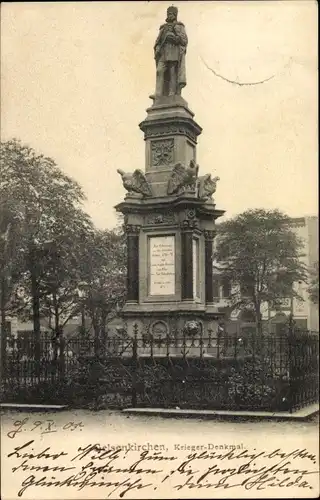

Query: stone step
0;403;68;411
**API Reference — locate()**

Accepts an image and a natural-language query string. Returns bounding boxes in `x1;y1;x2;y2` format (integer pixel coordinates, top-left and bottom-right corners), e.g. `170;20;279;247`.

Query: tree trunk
254;301;262;330
48;303;52;330
81;306;85;335
254;302;263;354
91;308;100;356
101;309;108;341
256;313;262;336
53;293;60;337
31;265;41;380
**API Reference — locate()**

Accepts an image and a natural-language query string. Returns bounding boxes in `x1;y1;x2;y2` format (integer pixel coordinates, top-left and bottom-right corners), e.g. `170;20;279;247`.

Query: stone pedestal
115;95;225;338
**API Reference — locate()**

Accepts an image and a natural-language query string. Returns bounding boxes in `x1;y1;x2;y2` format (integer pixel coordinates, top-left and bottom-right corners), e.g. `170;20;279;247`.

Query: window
221;277;231;298
213;277;220;298
4;321;11;337
240;283;253;298
240;309;256;323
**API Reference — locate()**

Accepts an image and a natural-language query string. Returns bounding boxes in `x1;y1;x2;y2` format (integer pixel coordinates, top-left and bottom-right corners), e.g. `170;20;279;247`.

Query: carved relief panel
145;211;176;226
150;139;174;167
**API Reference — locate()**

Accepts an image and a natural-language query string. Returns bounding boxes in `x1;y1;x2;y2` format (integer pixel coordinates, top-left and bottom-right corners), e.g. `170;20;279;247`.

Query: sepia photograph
0;1;319;498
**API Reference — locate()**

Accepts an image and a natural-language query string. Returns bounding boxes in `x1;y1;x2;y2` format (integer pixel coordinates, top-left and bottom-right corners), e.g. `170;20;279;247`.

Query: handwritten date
7;417;84;439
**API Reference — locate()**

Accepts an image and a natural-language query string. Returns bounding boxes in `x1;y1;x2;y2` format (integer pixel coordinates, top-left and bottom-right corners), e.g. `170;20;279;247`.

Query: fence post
288;319;294;413
199;326;204;407
182;327;186;358
59;335;66;381
217;325;222;360
131;324;138;408
94;331;100;358
199;324;204;359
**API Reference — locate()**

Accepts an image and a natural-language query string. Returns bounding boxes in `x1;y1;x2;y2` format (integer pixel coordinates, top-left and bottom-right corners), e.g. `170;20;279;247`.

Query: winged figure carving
197;174;220;201
167;159;199;196
117;169;153;197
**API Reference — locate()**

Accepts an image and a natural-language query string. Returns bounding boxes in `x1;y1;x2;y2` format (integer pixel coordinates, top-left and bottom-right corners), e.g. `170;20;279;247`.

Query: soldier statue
153;6;188;98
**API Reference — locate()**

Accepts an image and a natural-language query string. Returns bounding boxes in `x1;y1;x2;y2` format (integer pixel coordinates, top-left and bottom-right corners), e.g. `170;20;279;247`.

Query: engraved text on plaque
149;235;175;295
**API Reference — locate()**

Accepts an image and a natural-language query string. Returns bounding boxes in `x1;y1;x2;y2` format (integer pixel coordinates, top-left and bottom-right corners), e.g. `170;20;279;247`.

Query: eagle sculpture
167;159;199;196
197;174;220;201
117;169;153;197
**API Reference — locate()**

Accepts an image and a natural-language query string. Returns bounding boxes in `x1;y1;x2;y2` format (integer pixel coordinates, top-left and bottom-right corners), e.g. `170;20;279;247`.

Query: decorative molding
125;224;141;235
288;220;306;228
181;219;199;230
186;208;197;219
151;139;174;166
145;211;176;225
204;230;217;240
183;320;202;336
151;320;168;337
145;124;197;143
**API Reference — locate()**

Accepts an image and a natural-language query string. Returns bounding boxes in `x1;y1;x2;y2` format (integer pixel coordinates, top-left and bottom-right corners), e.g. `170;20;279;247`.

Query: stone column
125;225;140;302
204;230;216;304
181;220;194;300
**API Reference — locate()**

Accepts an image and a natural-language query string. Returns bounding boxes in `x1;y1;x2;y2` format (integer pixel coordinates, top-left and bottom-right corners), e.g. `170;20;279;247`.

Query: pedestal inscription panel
149;235;175;295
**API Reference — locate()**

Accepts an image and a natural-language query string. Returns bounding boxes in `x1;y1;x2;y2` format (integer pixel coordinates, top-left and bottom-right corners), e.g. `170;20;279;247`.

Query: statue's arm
154;25;166;49
154;26;165;60
175;24;188;47
154;30;161;49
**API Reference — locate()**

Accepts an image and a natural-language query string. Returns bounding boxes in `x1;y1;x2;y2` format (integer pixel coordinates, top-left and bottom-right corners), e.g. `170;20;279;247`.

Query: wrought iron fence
1;327;318;413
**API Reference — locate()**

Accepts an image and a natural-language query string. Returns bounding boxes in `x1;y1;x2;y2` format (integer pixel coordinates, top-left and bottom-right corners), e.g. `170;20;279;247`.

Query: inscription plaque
149;235;175;296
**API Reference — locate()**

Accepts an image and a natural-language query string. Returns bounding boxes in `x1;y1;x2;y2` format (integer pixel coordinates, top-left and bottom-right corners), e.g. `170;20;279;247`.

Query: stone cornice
115;196;225;220
139;116;202;143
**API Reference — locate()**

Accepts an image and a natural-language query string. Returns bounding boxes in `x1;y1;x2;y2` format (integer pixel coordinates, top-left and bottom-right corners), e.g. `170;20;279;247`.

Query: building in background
213;215;319;333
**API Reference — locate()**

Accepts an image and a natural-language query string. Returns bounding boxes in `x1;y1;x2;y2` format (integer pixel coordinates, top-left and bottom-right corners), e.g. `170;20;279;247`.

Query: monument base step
123;403;319;421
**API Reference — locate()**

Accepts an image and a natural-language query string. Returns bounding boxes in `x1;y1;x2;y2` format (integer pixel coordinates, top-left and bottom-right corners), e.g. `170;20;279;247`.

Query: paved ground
122;403;319;420
1;407;318;435
1;409;319;499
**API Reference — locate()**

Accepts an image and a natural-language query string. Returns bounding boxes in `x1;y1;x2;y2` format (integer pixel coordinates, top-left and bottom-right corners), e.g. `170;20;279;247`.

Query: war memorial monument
116;6;225;342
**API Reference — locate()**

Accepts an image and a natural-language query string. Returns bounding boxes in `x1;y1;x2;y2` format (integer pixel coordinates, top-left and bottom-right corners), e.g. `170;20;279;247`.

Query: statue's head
166;5;178;22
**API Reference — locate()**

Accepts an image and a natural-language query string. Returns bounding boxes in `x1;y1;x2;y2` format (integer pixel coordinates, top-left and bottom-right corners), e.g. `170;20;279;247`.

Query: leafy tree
37;213;94;334
1;139;93;342
0;195;27;375
1;139;128;370
307;261;319;305
80;228;127;350
214;209;307;334
0;196;26;330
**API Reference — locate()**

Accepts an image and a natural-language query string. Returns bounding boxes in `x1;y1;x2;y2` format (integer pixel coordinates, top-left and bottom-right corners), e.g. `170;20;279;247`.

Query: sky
1;1;318;229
